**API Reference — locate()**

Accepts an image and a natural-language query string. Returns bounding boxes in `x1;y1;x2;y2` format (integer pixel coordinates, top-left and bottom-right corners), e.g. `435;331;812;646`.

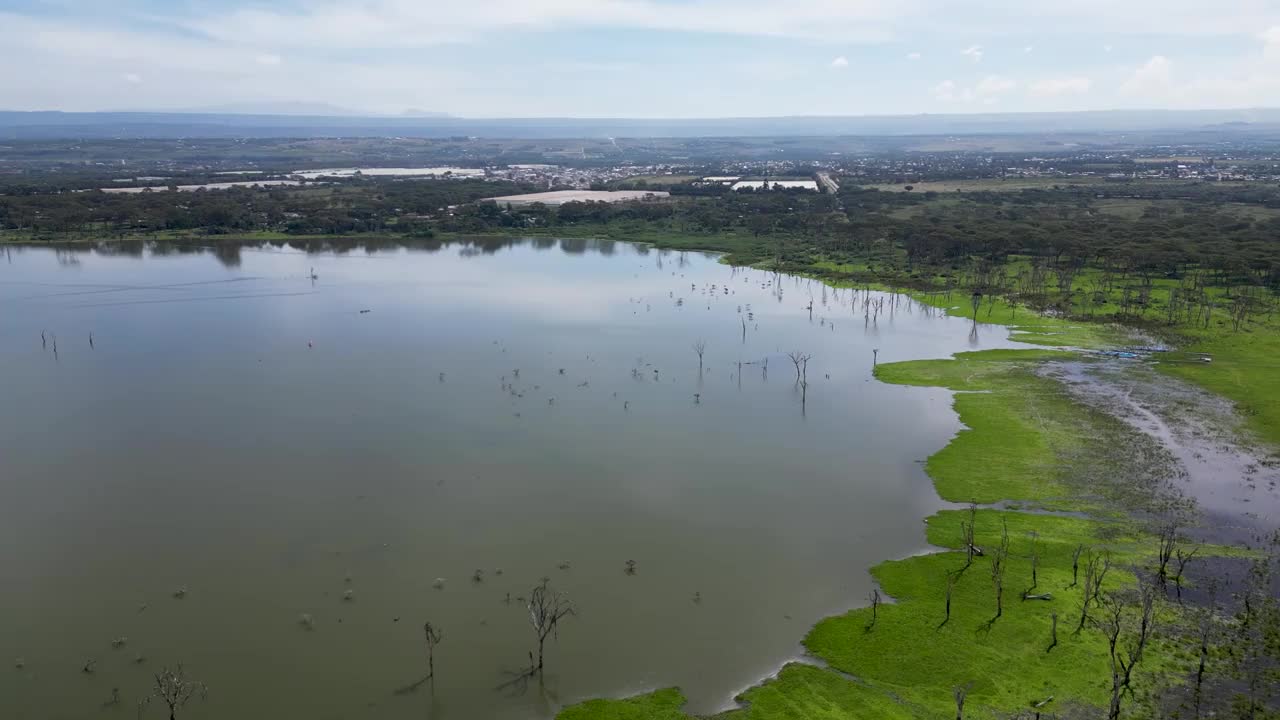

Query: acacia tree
137;664;206;720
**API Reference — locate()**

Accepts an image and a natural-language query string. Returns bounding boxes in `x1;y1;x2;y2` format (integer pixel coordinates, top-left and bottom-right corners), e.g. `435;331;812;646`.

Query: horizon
6;106;1280;122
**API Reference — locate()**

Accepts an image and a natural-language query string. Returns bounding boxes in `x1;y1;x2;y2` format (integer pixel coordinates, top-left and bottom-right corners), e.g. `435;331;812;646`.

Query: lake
0;238;1021;720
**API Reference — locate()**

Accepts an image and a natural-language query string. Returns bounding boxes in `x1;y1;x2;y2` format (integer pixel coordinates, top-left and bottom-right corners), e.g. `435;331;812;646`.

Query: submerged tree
692;340;707;374
137;664;207;720
527;580;575;674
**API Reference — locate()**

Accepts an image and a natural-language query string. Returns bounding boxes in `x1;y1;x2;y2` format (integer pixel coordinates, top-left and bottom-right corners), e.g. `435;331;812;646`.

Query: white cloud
906;52;921;60
1028;76;1092;97
255;53;283;66
932;75;1015;104
830;56;849;68
123;73;142;85
187;1;912;48
975;75;1016;97
1120;55;1174;97
1024;46;1034;53
960;44;983;62
1262;26;1280;61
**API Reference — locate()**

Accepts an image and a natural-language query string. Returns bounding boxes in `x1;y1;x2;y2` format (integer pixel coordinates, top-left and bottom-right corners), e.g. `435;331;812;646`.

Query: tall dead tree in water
395;622;444;695
137;664;206;720
786;351;811;384
527;580;575;674
692;340;707;375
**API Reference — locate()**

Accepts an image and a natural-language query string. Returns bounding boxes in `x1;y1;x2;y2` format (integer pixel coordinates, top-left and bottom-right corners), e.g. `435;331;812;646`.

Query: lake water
0;239;1021;720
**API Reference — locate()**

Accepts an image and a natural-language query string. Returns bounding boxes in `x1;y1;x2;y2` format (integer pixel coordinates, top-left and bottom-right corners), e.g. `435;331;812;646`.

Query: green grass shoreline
557;305;1259;719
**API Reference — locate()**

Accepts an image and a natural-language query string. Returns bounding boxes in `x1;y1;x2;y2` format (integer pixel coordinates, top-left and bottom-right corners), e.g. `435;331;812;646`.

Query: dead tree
1068;544;1084;588
954;684;968;720
1172;546;1198;603
866;589;881;631
1048;612;1059;653
961;502;983;570
137;664;207;720
1027;531;1040;592
1094;585;1157;720
692;340;707;374
1156;522;1178;588
786;351;812;384
940;571;958;628
989;519;1010;622
1077;551;1103;633
395;622;444;695
527;580;575;674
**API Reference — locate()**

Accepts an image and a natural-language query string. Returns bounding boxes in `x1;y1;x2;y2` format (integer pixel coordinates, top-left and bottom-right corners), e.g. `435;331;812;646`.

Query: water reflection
0;237;1024;720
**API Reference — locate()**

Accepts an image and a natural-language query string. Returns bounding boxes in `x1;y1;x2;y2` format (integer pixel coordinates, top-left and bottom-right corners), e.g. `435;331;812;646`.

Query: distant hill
2;108;1280;140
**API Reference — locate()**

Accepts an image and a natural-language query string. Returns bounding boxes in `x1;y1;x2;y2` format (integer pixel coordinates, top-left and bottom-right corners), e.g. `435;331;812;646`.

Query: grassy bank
556;340;1233;719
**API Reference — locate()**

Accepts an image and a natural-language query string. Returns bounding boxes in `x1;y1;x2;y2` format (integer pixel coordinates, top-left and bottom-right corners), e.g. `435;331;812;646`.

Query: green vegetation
558;688;690;720
557;339;1270;719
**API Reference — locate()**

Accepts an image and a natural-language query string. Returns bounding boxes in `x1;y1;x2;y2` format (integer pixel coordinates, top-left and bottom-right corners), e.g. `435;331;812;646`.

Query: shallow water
0;239;1021;720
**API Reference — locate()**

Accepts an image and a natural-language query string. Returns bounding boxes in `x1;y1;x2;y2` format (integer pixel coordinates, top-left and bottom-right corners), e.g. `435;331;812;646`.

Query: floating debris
557;561;571;571
432;578;446;590
342;589;354;602
110;637;127;649
624;560;637;576
172;586;187;599
472;569;485;583
299;613;315;630
14;657;24;669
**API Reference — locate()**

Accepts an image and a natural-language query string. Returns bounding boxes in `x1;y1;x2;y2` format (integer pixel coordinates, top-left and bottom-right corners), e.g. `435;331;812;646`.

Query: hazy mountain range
3;108;1280;140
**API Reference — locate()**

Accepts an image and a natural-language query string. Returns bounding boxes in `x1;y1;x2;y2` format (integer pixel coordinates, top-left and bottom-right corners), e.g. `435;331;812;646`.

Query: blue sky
2;0;1280;116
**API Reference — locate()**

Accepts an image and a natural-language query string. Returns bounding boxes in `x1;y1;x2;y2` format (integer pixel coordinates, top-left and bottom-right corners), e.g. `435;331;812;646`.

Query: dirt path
1043;359;1280;544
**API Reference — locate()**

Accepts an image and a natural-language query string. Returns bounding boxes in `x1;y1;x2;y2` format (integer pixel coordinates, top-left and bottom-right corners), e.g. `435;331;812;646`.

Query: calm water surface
0;239;1022;719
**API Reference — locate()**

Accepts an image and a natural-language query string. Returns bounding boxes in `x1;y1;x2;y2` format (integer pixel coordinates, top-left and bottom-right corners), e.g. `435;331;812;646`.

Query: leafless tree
527;580;575;674
394;622;443;695
1094;585;1157;720
137;664;207;720
1172;546;1198;603
940;571;958;628
988;519;1010;623
1068;544;1084;588
1156;521;1179;588
960;502;983;571
954;684;969;720
866;589;881;631
692;340;707;374
1047;612;1059;653
786;351;811;385
1076;551;1111;633
1027;531;1040;592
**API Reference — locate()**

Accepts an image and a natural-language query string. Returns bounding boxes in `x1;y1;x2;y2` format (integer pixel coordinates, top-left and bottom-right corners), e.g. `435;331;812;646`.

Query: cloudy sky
2;0;1280;117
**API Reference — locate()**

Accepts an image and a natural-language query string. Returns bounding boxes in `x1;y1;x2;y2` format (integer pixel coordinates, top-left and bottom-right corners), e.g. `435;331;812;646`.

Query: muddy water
0;239;1022;720
1048;361;1280;543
